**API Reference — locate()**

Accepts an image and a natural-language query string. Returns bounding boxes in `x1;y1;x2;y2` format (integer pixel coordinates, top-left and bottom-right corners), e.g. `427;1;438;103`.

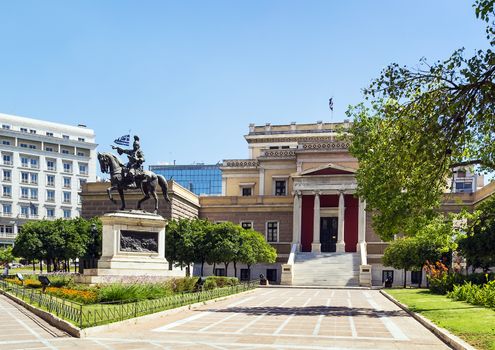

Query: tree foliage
166;218;277;278
346;0;495;240
458;197;495;271
383;216;457;287
12;217;101;272
0;246;14;265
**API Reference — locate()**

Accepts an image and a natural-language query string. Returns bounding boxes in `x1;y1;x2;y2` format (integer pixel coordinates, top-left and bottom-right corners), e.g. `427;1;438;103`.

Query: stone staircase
292;252;360;286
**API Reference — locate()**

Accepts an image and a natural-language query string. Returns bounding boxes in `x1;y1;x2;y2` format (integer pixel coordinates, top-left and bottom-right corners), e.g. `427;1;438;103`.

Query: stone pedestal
76;211;183;284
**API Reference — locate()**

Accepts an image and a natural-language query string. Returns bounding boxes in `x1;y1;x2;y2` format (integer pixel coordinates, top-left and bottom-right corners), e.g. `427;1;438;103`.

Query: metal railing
0;279;257;329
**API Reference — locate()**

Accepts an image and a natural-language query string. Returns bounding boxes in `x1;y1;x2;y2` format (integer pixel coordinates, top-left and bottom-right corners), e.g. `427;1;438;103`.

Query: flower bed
45;287;98;304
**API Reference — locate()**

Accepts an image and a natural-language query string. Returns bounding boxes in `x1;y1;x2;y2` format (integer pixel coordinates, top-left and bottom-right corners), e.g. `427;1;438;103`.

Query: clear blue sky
0;1;489;166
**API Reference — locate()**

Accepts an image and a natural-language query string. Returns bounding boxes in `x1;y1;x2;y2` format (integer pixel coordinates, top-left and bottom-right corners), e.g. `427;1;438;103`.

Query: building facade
149;164;222;196
198;122;493;286
0;113;97;246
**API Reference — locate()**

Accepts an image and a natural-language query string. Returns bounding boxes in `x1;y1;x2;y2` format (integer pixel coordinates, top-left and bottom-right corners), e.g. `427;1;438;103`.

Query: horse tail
157;174;171;202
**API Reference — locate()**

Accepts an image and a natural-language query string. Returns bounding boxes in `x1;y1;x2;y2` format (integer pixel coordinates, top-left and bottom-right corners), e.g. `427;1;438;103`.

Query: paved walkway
0;288;449;350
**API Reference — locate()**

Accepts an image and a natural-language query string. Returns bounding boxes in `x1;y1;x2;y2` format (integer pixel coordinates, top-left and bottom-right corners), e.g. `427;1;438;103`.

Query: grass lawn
387;288;495;350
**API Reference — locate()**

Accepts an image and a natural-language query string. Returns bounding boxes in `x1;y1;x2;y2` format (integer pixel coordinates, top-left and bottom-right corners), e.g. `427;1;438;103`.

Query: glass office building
149;164;222;195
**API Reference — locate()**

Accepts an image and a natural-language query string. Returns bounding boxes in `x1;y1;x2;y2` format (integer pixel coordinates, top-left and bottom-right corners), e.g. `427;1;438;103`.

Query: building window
30;158;38;168
62;149;70;154
30;205;38;217
20;143;28;148
3;170;11;182
455;181;473;193
411;271;422;285
29;144;36;149
2;124;10;130
46;160;55;171
45;147;54;152
3;154;12;165
2;204;11;215
79;163;88;175
29;129;36;134
20;127;27;133
63;162;72;173
63;177;71;188
46;132;53;137
242;187;252;196
2;185;11;197
46;190;55;202
46;208;55;218
266;269;277;283
47;175;55;187
78;137;85;142
63;209;71;219
214;268;226;277
21;172;29;183
62;134;69;140
241;221;253;230
30;173;37;184
2;140;10;146
382;270;394;284
77;151;85;157
266;221;278;242
274;180;287;196
20;206;29;217
63;191;71;203
240;269;250;281
21;187;28;199
30;188;38;200
79;178;87;189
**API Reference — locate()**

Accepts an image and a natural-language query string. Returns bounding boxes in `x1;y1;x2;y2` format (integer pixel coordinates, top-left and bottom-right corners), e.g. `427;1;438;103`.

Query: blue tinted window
150;164;222;195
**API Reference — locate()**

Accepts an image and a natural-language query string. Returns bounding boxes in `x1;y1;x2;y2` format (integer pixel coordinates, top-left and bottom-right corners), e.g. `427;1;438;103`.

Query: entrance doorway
320;217;338;252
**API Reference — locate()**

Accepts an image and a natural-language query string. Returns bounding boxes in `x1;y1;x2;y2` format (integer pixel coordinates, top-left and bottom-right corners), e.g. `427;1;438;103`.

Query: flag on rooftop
328;97;334;111
114;134;130;146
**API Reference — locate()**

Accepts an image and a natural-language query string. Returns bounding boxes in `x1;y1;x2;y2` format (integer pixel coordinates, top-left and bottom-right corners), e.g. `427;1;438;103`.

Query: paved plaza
0;288;449;350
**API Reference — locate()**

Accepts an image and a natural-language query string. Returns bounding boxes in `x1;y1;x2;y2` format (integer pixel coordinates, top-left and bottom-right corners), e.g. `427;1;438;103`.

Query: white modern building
0;113;97;246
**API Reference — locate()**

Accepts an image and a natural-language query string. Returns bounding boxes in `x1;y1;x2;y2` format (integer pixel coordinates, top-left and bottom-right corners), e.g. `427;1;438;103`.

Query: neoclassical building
198;121;493;286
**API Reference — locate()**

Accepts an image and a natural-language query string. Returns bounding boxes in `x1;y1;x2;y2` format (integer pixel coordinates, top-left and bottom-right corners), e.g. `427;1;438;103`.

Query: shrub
205;276;239;288
428;273;466;294
448;280;495;309
203;279;217;291
167;277;199;293
97;283;173;302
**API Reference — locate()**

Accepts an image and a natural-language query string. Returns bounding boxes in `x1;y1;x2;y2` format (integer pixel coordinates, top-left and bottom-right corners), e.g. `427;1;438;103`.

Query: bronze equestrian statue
97;135;170;213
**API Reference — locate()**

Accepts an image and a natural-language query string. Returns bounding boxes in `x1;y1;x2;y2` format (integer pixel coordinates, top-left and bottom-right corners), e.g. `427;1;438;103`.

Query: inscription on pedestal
120;230;158;253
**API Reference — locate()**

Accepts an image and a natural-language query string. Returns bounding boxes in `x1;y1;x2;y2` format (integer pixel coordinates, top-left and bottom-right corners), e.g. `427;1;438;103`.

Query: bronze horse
97;152;170;213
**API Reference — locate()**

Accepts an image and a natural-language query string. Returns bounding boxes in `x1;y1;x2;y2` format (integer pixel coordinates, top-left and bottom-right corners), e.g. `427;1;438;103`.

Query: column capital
313;190;321;196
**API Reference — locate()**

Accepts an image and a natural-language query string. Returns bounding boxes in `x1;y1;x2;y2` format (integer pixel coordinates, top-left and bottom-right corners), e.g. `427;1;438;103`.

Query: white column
311;191;321;253
357;199;366;252
259;168;265;195
336;190;346;252
292;191;302;249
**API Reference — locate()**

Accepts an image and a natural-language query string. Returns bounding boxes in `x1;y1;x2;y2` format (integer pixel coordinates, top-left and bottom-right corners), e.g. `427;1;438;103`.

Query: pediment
300;163;356;176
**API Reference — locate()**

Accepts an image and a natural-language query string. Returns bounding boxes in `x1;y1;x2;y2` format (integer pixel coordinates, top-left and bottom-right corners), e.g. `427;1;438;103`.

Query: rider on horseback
112;135;144;189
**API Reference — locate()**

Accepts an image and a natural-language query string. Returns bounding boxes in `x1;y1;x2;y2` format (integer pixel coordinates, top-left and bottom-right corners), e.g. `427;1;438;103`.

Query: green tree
383;217;457;287
346;0;495;240
238;229;277;279
13;221;46;272
209;222;241;275
0;246;14;265
458;197;495;272
383;238;420;288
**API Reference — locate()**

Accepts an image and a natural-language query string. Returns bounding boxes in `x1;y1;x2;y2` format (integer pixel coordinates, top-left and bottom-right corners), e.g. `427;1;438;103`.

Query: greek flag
114;134;130;146
328;97;334;111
